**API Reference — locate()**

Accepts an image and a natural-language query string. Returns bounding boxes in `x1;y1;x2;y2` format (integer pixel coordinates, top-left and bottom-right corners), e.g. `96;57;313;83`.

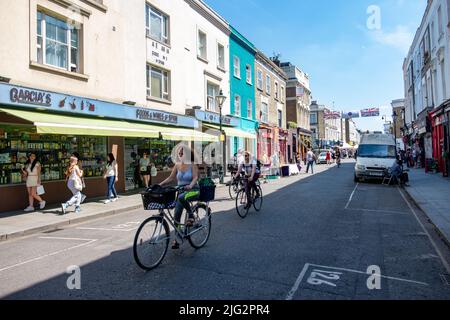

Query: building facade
254;53;288;165
403;0;450;175
310;101;341;149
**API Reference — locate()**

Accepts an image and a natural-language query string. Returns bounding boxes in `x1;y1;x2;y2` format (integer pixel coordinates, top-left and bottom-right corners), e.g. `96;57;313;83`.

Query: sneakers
75;206;82;213
24;206;34;212
80;194;86;204
61;203;68;215
39;201;46;210
111;197;118;202
104;199;111;204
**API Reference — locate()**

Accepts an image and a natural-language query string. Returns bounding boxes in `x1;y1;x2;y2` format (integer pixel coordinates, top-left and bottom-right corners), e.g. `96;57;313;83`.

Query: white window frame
257;69;263;90
146;4;170;45
206;82;219;112
266;75;271;95
197;28;207;61
261;102;269;123
233;56;241;78
281;86;285;102
274;81;279;100
217;42;225;70
234;94;241;116
246;64;252;85
247;99;253;119
37;11;80;73
147;64;170;101
278;110;283;128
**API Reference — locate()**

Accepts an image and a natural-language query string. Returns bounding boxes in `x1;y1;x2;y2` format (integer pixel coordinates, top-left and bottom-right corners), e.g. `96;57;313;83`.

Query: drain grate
440;274;450;285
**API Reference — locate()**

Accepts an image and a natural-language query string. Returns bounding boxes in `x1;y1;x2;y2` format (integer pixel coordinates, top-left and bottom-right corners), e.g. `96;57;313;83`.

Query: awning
205;124;256;139
1;108;160;138
160;128;218;142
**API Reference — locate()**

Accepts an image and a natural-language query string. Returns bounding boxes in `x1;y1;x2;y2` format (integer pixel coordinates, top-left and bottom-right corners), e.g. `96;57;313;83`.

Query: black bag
199;178;216;202
141;185;176;209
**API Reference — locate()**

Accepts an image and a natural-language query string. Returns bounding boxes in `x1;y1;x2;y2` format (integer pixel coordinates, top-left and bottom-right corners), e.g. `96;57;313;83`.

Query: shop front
298;128;313;162
431;103;449;177
0;83;215;213
412;107;433;170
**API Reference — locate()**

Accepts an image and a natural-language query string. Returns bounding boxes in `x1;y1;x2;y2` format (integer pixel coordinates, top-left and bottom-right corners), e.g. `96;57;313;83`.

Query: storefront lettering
136;109;178;124
58;97;95;112
10;88;51;107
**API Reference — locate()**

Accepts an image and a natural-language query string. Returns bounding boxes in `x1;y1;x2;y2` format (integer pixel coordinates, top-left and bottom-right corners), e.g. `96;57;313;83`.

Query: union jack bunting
323;111;341;119
360;108;380;117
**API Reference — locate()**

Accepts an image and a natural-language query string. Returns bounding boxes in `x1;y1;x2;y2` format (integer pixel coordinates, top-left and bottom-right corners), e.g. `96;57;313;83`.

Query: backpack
256;160;262;170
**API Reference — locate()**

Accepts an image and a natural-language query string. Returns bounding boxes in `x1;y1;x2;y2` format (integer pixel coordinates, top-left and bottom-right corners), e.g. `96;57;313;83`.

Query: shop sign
9;87;51;107
136;108;177;124
148;40;170;68
191;110;239;127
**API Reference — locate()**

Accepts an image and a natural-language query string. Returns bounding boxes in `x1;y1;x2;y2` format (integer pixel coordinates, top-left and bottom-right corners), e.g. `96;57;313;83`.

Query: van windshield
358;144;396;159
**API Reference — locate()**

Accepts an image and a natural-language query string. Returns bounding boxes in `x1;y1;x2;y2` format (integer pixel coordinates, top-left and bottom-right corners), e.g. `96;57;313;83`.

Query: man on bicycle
234;151;260;209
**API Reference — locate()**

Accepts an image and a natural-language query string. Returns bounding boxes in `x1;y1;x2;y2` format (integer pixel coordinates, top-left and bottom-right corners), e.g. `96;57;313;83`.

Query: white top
69;166;80;181
26;162;40;176
239;157;259;175
106;160;117;177
306;151;315;162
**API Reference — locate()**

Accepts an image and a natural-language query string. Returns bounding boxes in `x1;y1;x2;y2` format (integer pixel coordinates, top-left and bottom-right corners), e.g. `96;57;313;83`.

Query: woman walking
61;156;83;214
104;153;119;204
22;153;46;212
139;152;152;188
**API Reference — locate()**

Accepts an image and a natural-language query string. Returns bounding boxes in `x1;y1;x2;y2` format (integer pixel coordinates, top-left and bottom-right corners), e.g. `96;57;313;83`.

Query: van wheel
354;175;359;183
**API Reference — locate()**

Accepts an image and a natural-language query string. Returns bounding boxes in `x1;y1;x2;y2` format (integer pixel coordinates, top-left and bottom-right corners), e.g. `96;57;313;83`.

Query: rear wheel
133;216;169;271
188;203;212;249
253;185;263;212
236;189;250;219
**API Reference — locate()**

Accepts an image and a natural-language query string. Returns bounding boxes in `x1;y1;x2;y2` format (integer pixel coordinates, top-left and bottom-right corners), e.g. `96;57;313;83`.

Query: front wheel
236;189;250;219
133;216;170;271
188;203;212;249
253;185;263;212
228;181;239;200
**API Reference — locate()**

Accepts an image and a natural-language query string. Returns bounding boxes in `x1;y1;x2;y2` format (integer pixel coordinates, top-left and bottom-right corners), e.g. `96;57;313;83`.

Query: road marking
345;183;359;209
286;263;310;300
39;236;97;241
398;188;450;274
0;239;97;273
344;208;410;215
76;227;138;232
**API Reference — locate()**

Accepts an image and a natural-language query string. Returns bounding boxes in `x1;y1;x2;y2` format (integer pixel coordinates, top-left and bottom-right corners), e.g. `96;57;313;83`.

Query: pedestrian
22;153;46;212
103;153;119;204
306;149;316;174
336;148;341;167
139;152;152;188
412;148;418;168
326;150;331;165
72;152;86;204
61;156;83;214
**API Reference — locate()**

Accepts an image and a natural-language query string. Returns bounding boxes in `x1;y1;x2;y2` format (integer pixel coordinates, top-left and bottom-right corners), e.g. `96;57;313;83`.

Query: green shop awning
161;128;218;142
0;108;160;138
204;124;256;139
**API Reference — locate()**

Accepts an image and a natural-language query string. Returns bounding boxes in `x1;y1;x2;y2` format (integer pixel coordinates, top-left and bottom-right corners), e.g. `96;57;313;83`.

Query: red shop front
431;106;447;177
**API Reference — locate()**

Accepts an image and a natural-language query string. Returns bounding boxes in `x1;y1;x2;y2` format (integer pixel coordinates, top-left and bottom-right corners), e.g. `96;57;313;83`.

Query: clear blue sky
204;0;426;132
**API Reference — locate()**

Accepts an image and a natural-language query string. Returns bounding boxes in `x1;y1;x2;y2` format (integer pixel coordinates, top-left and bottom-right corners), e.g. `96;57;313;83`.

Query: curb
403;186;450;247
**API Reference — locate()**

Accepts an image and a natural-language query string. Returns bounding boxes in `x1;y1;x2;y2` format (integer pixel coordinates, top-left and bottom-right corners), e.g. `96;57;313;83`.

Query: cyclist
160;145;199;249
234;151;260;209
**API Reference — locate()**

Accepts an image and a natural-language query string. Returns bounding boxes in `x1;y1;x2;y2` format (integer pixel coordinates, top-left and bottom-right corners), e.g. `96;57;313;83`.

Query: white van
354;133;397;182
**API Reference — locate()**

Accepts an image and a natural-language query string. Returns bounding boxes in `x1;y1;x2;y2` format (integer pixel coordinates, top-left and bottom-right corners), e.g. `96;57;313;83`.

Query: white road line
76;227;138;232
344;208;409;215
345;183;359;209
286;263;310;300
39;236;97;241
308;263;429;286
398;188;450;274
0;239;97;273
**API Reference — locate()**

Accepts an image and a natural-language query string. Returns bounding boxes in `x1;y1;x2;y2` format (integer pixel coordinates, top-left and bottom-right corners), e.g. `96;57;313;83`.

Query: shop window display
0;126;107;185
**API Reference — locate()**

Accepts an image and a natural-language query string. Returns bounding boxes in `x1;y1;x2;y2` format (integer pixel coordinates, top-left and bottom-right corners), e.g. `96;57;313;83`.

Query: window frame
197;28;208;61
278;110;283;128
257;69;263;90
233;56;241;78
146;64;171;101
281;86;285;102
274;81;279;100
246;64;252;85
247;99;253;119
206;82;220;112
146;4;170;45
234;94;241;117
217;42;225;71
266;75;271;95
261;102;269;123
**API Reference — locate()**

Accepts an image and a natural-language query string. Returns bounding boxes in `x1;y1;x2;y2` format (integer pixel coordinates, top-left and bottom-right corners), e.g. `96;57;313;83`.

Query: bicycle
235;177;263;219
133;185;213;271
228;172;244;200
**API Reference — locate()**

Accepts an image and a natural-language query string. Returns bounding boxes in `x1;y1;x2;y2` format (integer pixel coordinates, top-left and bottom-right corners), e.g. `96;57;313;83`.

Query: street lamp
392;111;398;156
216;90;227;184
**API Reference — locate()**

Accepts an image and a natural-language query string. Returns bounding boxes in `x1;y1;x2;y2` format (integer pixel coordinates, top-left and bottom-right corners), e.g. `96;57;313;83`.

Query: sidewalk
405;168;450;245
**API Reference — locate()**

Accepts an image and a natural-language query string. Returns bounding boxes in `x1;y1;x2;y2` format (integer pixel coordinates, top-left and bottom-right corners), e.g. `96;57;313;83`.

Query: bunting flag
360;107;380;117
324;111;341;119
341;111;360;119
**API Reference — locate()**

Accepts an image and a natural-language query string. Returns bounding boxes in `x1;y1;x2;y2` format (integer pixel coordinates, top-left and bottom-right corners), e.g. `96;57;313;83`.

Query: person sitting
159;145;199;250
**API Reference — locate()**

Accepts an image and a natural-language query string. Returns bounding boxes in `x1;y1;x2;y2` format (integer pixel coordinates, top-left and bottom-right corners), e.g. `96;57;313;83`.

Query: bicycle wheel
253;185;263;212
235;189;250;219
133;216;170;271
228;181;239;200
188;203;212;249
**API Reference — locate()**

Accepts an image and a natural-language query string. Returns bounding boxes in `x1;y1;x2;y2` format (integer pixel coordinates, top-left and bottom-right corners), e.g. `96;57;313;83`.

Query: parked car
317;152;328;164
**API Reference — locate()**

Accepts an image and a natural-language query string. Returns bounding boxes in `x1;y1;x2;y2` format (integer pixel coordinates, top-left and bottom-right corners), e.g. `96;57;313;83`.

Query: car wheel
354;175;359;183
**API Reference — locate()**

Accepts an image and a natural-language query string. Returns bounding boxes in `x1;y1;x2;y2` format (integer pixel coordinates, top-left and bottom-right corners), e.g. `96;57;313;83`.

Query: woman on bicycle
160;145;199;249
234;151;260;209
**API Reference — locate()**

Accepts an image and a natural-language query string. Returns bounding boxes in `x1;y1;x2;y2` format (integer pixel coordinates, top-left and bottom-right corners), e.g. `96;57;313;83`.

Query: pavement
404;168;450;245
0;166;327;242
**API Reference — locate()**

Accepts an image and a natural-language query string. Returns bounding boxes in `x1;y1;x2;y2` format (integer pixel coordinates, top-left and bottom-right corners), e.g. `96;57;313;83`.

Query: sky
203;0;427;132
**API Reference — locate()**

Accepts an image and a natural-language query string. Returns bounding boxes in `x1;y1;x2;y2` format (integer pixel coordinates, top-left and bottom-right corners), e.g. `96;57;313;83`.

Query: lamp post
216;90;227;184
392;111;398;156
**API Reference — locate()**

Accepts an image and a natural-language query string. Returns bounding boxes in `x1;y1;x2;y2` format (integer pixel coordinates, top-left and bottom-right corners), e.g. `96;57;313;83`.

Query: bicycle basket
141;186;177;210
199;184;216;202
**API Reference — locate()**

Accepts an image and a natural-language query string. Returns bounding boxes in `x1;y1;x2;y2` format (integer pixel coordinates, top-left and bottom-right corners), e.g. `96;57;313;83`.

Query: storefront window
0;125;107;185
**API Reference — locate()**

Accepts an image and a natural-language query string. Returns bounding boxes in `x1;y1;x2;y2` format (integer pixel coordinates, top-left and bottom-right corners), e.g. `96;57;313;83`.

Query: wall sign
188;109;240;127
148;40;171;68
0;83;197;128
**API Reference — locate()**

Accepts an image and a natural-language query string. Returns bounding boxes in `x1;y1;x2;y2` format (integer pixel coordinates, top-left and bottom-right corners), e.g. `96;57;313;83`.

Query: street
1;160;449;300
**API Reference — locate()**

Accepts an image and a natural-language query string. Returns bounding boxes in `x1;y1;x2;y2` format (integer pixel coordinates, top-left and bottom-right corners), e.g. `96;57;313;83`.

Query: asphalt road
1;161;449;300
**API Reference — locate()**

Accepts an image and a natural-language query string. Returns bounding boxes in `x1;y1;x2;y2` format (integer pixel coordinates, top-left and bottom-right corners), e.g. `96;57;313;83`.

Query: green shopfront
0;83;216;213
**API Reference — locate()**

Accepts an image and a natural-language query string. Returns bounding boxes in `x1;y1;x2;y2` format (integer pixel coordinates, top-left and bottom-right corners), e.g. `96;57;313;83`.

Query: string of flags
323;108;380;119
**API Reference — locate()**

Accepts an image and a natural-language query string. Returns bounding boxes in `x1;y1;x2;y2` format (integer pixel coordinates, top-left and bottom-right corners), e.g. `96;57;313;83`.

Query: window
278;110;283;128
257;69;263;90
246;64;252;84
310;113;317;125
198;29;207;60
266;75;271;95
274;81;279;100
247;100;253;119
146;5;169;44
206;82;219;112
233;56;240;78
37;12;80;72
234;95;241;116
217;43;225;70
281;86;285;102
261;102;268;123
147;65;170;100
438;6;443;38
